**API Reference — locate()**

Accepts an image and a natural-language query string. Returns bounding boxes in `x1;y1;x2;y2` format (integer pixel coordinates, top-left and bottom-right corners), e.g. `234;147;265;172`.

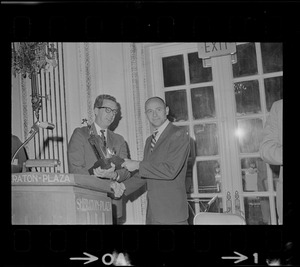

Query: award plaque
88;148;124;175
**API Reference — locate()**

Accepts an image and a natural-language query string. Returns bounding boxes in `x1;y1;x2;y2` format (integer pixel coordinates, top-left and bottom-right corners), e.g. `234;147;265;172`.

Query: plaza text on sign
198;42;236;59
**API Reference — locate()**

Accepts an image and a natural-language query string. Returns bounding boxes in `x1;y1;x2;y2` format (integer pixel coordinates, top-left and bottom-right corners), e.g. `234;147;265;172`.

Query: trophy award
82;119;124;175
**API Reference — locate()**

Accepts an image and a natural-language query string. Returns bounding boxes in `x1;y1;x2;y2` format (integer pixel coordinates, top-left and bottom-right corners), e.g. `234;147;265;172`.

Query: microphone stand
11;122;39;165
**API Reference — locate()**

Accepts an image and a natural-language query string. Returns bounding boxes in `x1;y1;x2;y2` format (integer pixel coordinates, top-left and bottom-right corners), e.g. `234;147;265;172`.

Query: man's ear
166;106;169;116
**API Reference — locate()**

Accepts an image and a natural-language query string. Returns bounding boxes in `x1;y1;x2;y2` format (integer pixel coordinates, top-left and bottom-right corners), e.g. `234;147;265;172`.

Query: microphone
36;121;55;130
11;121;55;165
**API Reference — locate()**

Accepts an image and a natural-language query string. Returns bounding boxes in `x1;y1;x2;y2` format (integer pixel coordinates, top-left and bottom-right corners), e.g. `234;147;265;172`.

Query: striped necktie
100;130;107;151
150;130;158;152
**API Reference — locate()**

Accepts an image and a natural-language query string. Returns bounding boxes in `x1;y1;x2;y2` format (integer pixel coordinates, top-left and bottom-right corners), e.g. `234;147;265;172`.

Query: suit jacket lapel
146;122;173;155
91;123;98;136
144;137;152;159
153;122;173;149
92;123;106;149
106;129;113;149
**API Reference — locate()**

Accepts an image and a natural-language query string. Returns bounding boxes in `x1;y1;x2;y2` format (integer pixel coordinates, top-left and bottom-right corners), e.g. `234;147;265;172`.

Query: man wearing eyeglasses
68;94;130;224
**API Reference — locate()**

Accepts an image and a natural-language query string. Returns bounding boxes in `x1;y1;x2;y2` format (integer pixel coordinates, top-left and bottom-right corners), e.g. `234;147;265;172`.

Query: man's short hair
94;94;117;109
145;96;166;109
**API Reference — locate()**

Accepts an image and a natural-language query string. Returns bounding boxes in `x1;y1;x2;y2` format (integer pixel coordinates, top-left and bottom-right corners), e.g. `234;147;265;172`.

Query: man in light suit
260;99;283;224
67;94;131;224
120;96;190;225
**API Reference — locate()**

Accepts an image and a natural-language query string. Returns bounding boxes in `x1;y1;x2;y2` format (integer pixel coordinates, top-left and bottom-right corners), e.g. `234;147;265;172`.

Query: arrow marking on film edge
221;251;248;264
70;252;99;265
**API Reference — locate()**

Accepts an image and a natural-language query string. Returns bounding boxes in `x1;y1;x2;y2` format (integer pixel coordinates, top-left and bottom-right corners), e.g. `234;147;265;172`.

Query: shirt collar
154;119;169;141
94;123;107;138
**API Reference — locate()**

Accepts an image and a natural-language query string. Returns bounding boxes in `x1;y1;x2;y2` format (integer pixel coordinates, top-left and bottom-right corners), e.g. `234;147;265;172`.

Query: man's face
94;99;118;129
145;99;169;128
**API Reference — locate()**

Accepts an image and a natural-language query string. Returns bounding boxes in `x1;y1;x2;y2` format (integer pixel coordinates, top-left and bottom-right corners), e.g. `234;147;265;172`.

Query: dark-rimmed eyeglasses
97;106;118;115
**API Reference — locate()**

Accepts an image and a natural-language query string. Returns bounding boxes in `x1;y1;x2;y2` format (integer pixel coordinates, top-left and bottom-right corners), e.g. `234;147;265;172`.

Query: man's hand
110;181;126;198
121;159;140;172
93;163;118;180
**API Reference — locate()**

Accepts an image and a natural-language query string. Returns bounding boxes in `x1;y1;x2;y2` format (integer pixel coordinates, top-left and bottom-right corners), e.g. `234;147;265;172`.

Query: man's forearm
123;172;147;196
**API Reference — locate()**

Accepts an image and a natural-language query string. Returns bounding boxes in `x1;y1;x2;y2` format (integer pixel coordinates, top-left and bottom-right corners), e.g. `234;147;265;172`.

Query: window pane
244;197;270;225
165;90;188;122
233;43;258;78
261;43;283;73
162;54;185;87
191;86;216;119
236;118;264;153
188;52;212;84
234;80;261;115
264;76;283;111
197;160;221;193
194;123;219;156
241;157;268;192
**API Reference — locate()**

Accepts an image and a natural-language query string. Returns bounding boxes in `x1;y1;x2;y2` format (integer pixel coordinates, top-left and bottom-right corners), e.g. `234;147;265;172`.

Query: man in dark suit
67;94;131;224
120;97;190;225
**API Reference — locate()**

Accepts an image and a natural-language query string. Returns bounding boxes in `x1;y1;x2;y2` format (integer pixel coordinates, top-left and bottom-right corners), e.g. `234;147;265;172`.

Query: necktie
100;130;107;154
150;130;158;152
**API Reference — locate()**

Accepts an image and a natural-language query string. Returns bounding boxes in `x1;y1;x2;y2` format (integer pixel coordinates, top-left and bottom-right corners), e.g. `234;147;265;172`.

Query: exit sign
198;42;236;59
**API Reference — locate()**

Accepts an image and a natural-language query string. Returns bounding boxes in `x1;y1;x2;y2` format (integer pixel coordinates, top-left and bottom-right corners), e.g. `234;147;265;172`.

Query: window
149;43;282;224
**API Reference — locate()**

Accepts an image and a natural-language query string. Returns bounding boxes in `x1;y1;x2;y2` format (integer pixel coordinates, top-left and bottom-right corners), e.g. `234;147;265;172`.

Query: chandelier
12;42;58;121
12;42;57;79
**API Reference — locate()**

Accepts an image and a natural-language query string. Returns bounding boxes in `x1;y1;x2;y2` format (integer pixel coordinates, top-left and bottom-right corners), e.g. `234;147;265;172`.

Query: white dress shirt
154;119;170;141
94;123;107;139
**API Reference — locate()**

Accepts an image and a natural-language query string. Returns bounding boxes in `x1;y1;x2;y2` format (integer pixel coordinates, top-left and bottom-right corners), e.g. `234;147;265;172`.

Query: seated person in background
11;134;28;173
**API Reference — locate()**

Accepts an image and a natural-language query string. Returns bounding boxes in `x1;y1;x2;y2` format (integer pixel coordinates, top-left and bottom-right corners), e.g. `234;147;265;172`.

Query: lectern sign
76;194;112;224
12;172;113;224
12;172;72;184
198;42;236;58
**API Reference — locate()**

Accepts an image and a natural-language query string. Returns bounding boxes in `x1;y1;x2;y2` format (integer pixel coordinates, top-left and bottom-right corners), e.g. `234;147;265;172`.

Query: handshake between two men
93;158;140;198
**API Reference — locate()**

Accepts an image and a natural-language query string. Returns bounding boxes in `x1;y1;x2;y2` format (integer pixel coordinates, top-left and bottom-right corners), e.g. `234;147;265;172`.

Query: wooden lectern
11;172;113;224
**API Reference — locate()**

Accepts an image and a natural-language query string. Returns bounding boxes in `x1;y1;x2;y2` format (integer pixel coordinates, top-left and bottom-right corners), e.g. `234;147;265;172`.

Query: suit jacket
124;122;190;224
68;123;131;218
260;99;282;165
260;99;283;224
